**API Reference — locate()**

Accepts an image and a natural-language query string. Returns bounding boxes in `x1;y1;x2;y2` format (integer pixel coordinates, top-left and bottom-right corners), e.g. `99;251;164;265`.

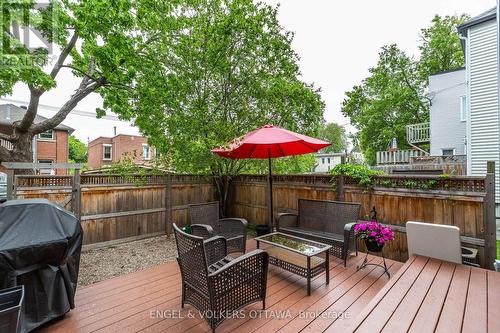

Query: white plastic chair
406;221;462;264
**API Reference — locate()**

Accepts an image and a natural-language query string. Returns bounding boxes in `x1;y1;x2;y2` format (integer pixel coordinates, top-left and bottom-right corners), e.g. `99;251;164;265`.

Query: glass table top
255;232;331;256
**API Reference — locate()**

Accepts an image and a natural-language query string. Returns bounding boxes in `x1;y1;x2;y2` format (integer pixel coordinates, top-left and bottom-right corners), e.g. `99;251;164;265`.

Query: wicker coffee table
255;232;331;295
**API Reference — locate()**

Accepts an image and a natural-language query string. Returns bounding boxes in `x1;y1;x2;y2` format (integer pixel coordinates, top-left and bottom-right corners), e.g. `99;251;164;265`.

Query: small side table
357;248;391;278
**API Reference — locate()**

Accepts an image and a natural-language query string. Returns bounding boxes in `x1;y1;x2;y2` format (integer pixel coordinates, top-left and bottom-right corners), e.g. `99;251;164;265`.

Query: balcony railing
376;149;428;165
406;122;430;144
0;138;13;151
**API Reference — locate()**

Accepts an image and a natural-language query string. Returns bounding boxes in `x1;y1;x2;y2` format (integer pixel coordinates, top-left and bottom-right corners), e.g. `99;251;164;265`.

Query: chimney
113;126;117;136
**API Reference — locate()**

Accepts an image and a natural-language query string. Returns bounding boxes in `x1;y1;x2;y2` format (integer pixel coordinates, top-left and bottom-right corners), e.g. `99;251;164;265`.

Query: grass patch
497;240;500;260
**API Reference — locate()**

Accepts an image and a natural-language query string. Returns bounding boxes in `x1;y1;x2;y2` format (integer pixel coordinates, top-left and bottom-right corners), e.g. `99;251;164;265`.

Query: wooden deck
348;255;500;333
40;241;403;333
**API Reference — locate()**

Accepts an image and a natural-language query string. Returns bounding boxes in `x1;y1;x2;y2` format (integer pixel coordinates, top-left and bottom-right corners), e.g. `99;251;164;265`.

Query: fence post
484;161;496;270
6;169;14;200
12;174;17;198
165;173;172;235
72;168;82;221
337;174;345;201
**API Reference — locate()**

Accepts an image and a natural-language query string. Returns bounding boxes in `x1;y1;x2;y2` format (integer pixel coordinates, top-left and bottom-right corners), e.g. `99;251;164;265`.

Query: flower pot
365;239;384;252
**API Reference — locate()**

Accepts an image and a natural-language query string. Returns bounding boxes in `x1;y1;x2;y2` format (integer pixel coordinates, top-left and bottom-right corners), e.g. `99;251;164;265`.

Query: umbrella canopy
212;124;330;230
211;124;330;159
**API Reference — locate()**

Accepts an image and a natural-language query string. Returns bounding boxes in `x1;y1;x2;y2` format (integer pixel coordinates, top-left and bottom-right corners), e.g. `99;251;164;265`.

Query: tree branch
61;65;101;83
398;61;428;113
16;33;79;132
50;32;79;79
32;78;106;134
17;87;42;131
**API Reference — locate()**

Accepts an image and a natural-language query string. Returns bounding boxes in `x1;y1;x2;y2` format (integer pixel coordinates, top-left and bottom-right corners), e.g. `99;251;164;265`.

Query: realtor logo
0;0;57;56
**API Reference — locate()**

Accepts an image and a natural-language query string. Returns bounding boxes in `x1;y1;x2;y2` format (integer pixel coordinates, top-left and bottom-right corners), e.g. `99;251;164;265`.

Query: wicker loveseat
173;224;268;332
276;199;361;266
188;201;247;253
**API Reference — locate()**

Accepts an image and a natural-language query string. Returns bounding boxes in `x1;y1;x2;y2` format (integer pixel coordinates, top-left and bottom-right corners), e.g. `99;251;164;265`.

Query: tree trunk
213;174;232;218
0;132;35;164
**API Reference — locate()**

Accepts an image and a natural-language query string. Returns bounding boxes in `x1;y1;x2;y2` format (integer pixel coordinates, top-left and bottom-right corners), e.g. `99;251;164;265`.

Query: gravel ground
78;235;177;287
78;229;257;287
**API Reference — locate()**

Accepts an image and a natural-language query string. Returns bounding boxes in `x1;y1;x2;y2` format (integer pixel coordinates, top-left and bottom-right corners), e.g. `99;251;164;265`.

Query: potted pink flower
354;221;394;252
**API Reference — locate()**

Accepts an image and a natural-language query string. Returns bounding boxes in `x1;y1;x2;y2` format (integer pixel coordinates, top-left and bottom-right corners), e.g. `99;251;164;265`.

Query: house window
38;130;54;140
143;144;151;160
37;159;54;175
327;158;331;164
155;148;161;159
103;144;112;160
321;158;325;164
460;95;467;122
442;149;455;156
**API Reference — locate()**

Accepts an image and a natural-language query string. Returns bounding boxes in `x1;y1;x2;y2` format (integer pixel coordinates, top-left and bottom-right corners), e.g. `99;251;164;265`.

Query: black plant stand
357;248;391;278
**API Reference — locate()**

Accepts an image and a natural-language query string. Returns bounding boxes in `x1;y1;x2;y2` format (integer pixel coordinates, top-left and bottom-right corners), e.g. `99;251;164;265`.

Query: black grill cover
0;199;83;332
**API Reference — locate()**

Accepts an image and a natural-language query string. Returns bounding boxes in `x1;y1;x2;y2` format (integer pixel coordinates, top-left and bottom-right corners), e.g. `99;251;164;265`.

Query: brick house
0;104;74;174
87;134;159;170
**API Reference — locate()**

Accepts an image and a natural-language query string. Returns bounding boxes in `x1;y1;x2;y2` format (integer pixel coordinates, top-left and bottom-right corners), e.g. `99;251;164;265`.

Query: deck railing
0;138;13;151
376;149;428;165
406;122;430;144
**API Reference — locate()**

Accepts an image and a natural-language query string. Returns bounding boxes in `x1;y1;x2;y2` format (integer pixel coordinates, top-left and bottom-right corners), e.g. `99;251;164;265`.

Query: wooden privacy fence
10;169;497;269
229;171;496;269
14;174;215;246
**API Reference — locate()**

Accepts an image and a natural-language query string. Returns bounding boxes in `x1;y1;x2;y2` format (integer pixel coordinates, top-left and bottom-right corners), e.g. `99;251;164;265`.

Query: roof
88;133;147;146
457;7;496;35
0;104;74;133
316;152;348;157
429;67;465;77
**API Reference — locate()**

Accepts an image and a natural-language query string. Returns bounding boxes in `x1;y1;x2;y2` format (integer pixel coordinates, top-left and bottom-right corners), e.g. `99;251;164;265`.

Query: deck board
434;265;470;333
462;268;488;333
487;270;500;332
352;256;429;333
39;240;403;333
347;255;500;333
407;261;455;333
294;258;391;333
383;258;442;332
322;262;402;333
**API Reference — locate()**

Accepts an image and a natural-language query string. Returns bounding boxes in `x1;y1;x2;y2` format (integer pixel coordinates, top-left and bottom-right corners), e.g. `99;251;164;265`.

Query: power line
0;97;128;122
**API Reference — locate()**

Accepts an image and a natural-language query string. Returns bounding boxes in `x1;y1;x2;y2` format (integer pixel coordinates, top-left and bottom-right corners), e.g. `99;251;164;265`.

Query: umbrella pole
268;148;273;231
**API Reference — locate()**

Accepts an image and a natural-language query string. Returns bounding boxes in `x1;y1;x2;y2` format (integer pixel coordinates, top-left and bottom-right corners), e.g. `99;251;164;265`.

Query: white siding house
458;8;499;203
428;69;467;156
313;153;344;173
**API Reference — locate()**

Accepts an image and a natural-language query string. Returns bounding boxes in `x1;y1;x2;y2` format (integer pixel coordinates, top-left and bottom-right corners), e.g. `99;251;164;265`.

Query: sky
0;0;496;143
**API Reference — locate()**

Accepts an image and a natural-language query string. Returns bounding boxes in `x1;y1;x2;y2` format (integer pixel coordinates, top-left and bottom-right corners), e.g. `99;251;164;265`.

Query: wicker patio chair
173;224;269;332
188;201;248;253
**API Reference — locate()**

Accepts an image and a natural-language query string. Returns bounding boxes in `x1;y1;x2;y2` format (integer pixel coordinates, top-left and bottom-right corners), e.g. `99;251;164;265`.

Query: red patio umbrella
212;124;330;230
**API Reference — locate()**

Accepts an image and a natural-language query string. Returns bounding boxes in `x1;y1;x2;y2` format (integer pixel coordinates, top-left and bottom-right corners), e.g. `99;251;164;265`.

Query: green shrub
330;164;384;186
